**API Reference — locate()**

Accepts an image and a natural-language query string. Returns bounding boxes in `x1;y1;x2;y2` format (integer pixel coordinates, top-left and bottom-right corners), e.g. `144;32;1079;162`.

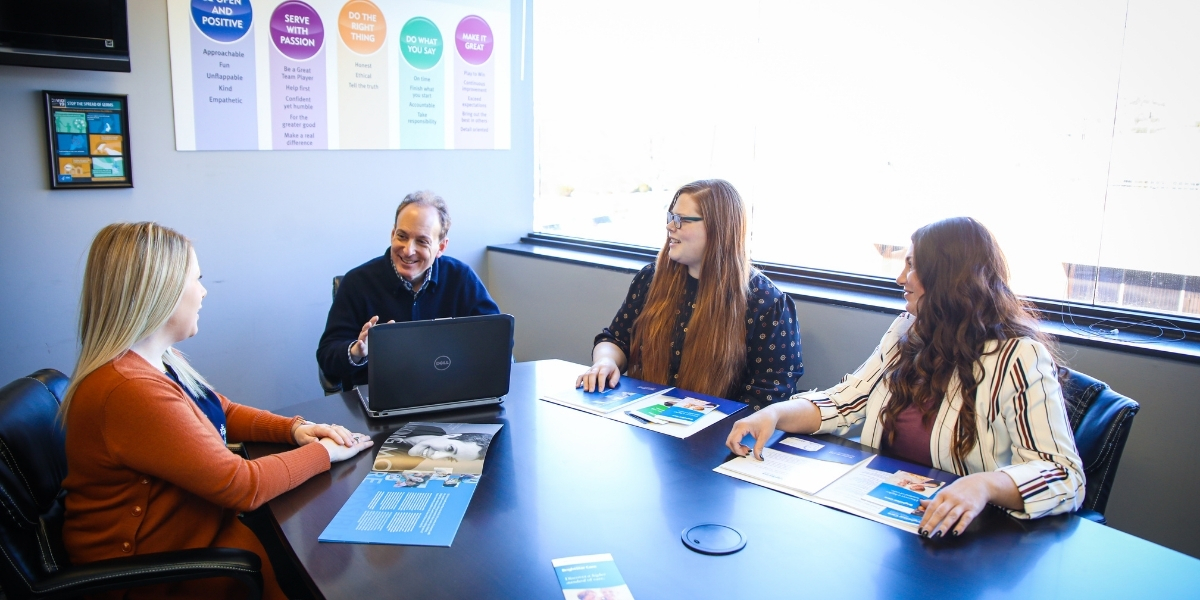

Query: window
533;1;1200;319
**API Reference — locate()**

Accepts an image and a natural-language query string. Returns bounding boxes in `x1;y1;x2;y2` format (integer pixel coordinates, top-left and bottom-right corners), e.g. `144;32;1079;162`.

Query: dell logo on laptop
434;356;452;370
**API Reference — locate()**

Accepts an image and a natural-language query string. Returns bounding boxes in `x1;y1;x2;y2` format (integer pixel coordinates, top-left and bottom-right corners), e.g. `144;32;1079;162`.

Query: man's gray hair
395;190;451;240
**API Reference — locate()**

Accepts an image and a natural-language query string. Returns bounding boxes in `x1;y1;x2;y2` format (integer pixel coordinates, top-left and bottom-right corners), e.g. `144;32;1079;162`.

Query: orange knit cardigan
62;352;330;599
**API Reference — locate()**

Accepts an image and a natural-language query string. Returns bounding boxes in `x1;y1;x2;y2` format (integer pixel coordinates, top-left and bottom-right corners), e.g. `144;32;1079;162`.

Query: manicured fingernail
951;530;961;537
932;531;943;539
918;529;927;536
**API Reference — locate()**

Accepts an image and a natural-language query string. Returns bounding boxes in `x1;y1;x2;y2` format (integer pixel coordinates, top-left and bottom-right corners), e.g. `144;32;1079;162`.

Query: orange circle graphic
339;0;387;55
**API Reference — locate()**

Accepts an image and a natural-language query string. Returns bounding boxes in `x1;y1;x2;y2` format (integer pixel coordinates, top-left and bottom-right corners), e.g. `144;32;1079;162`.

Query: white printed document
715;434;960;534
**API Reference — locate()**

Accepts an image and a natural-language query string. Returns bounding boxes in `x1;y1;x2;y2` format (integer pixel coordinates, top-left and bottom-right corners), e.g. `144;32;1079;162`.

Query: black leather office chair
319;276;345;395
1059;367;1140;525
0;369;263;599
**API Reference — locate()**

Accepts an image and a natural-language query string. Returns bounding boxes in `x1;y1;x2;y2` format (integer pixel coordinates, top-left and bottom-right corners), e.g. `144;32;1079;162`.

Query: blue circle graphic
192;0;254;43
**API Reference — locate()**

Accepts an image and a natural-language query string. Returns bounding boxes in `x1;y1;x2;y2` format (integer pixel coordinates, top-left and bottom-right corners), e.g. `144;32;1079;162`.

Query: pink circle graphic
455;15;493;65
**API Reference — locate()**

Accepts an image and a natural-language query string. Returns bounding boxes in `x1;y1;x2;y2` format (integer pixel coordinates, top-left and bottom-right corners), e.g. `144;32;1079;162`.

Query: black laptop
356;314;514;418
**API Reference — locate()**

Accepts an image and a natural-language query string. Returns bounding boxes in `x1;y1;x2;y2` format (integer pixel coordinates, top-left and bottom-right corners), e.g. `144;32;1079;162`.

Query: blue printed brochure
635;388;733;425
864;470;946;510
318;422;502;547
541;376;670;414
552;554;636;600
542;364;746;438
716;436;958;535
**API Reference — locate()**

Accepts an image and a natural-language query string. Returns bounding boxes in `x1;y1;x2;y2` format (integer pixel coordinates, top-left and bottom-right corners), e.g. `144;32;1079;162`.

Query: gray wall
488;250;1200;559
0;1;533;412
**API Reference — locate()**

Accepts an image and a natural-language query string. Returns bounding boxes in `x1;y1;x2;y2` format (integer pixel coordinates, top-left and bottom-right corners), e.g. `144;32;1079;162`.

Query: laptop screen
366;314;514;411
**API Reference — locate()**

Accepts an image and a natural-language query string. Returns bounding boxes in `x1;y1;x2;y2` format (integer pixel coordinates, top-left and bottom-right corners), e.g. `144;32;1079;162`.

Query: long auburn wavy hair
628;180;751;399
881;217;1053;466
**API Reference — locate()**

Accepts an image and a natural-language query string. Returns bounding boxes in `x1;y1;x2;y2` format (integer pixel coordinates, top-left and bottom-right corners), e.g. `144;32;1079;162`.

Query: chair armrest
1077;508;1107;526
31;547;262;600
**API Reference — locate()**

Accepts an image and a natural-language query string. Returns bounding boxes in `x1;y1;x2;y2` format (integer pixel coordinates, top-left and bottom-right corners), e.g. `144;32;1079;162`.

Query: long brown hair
881;217;1052;467
628;180;751;398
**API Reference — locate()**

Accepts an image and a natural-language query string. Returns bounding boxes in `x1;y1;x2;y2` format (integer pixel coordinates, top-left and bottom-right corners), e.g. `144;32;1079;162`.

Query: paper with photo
372;422;502;475
720;447;870;495
716;442;959;535
541;376;671;414
863;471;946;512
320;422;501;546
604;388;747;439
806;463;936;531
768;434;876;465
638;393;719;424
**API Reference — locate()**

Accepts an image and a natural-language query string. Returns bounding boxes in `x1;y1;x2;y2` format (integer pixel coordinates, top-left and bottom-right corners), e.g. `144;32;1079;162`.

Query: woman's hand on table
294;422;356;446
725;407;780;461
917;471;1021;538
319;434;374;463
576;357;621;392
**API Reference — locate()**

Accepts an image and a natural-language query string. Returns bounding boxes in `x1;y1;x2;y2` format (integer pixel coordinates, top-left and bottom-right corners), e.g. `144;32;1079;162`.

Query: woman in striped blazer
726;217;1084;538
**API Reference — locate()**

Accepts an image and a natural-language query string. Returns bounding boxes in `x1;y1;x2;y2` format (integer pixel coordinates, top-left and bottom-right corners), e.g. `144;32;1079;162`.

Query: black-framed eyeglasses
666;212;704;229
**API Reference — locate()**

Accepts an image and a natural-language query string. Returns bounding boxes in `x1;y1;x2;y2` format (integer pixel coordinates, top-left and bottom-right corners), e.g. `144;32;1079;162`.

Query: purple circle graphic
270;1;324;60
455;15;493;65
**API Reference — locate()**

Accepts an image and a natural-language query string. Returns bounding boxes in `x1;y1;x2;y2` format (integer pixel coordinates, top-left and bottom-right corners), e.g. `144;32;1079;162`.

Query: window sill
489;236;1200;365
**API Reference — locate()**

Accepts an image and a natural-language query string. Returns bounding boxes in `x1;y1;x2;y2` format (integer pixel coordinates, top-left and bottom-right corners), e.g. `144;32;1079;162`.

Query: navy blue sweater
317;250;499;390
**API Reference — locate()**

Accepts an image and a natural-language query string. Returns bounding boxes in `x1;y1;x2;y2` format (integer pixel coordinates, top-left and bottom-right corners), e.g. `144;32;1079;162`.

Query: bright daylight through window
533;1;1200;318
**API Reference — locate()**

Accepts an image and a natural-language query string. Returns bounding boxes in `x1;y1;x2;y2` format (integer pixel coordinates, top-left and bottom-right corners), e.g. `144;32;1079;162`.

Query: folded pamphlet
551;554;635;600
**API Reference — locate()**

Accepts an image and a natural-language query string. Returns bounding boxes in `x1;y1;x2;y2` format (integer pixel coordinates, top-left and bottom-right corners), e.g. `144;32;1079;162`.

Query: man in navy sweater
317;191;500;391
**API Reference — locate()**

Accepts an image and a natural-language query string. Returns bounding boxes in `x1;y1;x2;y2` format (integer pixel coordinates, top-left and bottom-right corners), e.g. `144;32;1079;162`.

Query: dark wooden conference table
247;360;1200;599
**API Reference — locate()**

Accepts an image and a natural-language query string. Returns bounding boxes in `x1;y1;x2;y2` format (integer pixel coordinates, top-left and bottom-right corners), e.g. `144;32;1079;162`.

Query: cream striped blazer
797;314;1085;519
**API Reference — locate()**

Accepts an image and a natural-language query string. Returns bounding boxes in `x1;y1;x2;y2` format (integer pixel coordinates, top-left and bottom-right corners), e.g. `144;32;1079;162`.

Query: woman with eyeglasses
725;217;1084;537
61;222;373;599
576;179;803;410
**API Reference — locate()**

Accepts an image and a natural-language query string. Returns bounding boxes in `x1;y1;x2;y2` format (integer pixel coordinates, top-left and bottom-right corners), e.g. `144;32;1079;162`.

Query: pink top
881;403;936;468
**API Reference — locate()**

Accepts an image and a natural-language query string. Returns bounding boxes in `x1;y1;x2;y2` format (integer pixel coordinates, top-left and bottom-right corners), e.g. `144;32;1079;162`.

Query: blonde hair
61;222;211;421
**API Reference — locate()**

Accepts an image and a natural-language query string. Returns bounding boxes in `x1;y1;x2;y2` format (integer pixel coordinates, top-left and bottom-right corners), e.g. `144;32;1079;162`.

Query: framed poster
43;91;133;189
164;0;511;151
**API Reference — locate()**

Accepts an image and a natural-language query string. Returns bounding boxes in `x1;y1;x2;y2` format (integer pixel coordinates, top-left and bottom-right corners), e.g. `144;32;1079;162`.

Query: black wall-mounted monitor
0;1;130;72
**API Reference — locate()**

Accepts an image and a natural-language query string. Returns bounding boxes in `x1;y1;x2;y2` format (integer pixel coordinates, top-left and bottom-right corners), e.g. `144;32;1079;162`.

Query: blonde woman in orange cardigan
61;222;373;599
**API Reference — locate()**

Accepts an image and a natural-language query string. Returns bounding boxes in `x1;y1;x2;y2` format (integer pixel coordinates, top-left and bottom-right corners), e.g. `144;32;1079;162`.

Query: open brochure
714;433;959;534
542;381;746;439
319;422;502;547
541;376;671;414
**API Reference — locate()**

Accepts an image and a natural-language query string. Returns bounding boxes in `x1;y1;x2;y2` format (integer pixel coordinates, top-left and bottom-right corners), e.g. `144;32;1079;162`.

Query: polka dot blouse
595;264;804;410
